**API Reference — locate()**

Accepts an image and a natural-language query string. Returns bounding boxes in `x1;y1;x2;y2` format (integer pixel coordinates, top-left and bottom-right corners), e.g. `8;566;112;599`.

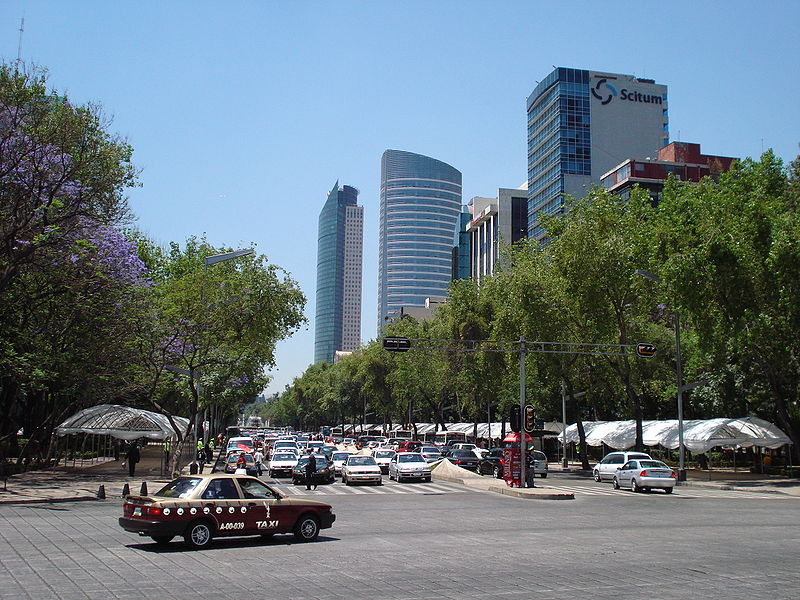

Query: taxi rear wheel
183;519;214;549
293;514;320;542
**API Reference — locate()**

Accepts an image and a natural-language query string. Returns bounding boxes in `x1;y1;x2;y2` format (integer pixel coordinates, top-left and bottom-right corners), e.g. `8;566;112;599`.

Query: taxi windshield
154;477;203;498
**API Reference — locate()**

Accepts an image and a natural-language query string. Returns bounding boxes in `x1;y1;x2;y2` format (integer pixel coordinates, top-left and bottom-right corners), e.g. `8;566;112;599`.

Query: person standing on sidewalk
204;443;213;465
126;441;140;477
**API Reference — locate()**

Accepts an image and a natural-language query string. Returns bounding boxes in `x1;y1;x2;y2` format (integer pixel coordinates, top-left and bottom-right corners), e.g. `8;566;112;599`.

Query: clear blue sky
3;1;798;396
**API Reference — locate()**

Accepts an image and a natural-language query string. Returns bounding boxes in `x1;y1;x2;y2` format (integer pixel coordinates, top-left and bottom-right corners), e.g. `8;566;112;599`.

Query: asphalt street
1;475;798;600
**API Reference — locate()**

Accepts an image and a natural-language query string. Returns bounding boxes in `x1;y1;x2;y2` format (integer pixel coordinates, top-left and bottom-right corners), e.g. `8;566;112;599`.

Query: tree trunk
576;418;590;470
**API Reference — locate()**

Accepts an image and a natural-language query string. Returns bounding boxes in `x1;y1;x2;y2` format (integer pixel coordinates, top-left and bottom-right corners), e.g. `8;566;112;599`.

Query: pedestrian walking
126;441;140;477
163;439;171;464
254;447;264;476
305;449;317;490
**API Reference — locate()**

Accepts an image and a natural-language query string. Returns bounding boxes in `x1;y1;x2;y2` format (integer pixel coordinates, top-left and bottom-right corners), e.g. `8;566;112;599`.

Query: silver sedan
613;459;676;493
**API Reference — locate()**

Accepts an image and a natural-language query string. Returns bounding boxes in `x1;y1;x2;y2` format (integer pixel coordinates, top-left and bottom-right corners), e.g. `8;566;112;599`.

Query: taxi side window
238;479;275;499
202;478;240;500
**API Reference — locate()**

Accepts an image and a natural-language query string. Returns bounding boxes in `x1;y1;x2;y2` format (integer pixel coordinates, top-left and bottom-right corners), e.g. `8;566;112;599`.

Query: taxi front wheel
184;520;214;549
293;514;320;542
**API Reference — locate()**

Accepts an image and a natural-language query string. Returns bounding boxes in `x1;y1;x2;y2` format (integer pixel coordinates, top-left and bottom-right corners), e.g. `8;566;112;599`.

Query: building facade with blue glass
527;67;668;239
378;150;462;331
315;182;363;364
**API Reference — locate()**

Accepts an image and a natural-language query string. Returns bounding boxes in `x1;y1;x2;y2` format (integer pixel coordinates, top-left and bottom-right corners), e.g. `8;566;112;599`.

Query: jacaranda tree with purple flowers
0;64;140;460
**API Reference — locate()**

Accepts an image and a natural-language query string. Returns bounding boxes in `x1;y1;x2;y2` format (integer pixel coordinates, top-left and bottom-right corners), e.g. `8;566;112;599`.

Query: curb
434;472;575;500
488;485;574;500
0;495;100;505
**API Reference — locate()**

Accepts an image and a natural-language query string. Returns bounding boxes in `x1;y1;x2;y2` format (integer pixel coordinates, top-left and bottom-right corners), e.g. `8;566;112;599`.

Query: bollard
97;485;106;499
140;481;148;496
122;483;130;497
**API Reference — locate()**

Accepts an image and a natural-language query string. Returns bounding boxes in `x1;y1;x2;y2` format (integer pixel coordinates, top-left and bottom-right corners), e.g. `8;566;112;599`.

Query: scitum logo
591;78;617;105
592;77;663;106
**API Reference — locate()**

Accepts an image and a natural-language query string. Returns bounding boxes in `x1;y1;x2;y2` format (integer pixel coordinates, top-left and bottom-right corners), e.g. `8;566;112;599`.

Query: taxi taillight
640;470;648;477
149;507;162;516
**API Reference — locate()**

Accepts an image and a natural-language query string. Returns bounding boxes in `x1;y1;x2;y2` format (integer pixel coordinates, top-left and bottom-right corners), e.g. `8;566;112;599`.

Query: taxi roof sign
382;337;411;352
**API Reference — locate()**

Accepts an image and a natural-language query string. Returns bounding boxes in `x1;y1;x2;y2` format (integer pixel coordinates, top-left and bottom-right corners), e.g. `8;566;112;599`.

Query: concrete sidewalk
0;445;202;505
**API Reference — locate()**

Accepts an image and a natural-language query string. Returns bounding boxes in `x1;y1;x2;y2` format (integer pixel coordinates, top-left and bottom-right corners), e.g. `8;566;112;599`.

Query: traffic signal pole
382;335;656;487
519;337;528;488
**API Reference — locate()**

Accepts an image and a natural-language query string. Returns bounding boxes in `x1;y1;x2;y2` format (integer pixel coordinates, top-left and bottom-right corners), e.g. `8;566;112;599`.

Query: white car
613;459;676;493
330;451;354;476
272;441;300;456
373;449;396;474
341;455;383;486
388;452;432;483
419;446;443;463
267;452;299;478
593;451;653;482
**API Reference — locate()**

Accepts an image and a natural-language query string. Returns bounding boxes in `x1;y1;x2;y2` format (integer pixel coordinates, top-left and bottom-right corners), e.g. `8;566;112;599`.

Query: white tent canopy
350;421;565;439
562;417;791;452
55;404;190;441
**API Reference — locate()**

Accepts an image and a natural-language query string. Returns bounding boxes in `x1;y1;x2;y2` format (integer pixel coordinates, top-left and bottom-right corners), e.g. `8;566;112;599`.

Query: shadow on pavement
127;534;339;553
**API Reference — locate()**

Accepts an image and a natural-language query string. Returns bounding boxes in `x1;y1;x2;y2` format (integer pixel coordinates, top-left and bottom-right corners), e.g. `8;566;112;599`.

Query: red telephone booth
501;431;533;487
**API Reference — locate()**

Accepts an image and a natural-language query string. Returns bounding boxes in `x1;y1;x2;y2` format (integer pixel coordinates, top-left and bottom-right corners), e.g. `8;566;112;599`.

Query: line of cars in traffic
227;431;675;494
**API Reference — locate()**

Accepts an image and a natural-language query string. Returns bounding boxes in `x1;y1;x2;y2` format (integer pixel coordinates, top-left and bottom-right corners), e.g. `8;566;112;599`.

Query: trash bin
189;462;198;474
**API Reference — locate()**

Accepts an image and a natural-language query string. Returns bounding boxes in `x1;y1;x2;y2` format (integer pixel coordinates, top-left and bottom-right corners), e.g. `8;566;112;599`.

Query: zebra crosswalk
269;480;471;497
540;483;791;500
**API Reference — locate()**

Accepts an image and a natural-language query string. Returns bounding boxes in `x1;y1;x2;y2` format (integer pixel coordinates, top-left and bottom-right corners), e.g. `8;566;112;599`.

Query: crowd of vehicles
222;428;675;496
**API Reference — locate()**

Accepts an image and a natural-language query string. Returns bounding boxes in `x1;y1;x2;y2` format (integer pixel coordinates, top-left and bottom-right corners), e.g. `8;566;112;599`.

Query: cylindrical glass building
378;150;462;332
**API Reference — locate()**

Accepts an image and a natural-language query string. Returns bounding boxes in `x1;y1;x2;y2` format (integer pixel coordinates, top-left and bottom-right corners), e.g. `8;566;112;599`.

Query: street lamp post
190;248;255;472
635;269;686;482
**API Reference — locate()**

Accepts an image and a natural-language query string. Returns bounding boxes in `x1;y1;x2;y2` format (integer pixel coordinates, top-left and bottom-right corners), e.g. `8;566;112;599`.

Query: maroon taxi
119;473;335;549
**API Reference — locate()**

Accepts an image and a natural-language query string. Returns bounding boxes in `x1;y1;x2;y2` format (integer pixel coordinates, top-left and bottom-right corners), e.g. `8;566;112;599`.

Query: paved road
1;475;798;600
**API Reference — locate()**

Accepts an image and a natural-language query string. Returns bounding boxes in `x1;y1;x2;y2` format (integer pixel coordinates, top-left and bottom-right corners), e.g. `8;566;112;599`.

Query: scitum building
527;67;669;239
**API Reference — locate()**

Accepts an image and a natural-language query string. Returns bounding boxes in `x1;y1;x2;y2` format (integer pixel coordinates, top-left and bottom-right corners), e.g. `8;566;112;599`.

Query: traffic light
510;405;521;433
524;404;535;433
635;343;657;358
382;337;411;352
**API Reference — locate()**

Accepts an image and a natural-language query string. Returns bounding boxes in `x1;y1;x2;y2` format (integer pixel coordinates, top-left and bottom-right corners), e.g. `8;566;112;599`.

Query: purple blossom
227;375;251;388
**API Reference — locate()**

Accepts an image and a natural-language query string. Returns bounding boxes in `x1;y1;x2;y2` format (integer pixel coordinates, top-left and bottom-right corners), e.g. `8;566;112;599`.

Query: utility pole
16;18;24;71
519;337;527;488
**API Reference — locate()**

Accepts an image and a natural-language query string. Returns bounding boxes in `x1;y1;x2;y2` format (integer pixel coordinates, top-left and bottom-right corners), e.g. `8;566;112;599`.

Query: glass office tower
378;150;462;331
527;67;668;239
315;182;363;364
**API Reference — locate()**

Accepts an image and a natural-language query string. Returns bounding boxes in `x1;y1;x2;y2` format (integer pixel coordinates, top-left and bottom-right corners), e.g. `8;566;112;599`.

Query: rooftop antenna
16;17;25;71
